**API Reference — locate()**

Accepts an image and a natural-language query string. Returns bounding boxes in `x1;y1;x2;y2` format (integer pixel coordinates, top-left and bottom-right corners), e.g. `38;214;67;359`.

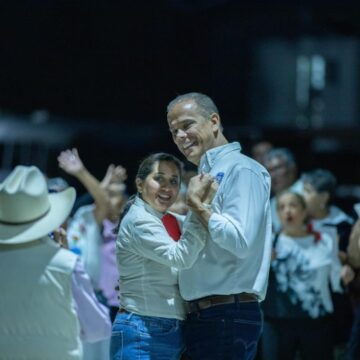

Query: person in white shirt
167;92;272;360
0;165;111;360
111;152;216;360
302;168;355;352
261;191;342;360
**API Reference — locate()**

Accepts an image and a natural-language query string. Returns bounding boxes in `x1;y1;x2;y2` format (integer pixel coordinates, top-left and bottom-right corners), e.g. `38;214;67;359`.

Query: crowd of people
1;92;360;360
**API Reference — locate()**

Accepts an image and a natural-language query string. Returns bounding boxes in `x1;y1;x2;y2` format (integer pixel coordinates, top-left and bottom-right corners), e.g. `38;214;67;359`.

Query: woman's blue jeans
110;311;184;360
184;301;262;360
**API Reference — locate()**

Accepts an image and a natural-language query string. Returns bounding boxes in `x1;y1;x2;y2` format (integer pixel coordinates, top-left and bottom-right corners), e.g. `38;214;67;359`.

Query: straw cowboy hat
0;165;76;244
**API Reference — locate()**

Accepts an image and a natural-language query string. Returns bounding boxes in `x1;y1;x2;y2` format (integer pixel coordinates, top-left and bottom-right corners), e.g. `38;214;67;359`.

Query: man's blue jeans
184;301;262;360
110;312;184;359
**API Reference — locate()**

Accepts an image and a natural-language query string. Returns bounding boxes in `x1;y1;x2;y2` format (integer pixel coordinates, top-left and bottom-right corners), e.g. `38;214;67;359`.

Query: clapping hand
186;173;217;208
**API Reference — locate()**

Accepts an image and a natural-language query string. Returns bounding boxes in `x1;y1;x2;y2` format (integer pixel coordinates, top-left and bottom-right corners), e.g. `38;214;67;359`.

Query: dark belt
118;308;128;314
187;293;258;313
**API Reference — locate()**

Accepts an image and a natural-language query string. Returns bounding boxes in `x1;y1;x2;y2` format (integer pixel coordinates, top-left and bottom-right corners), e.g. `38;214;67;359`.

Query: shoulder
49;247;78;273
120;202;161;234
223;155;271;192
313;232;334;255
328;206;354;225
70;204;96;225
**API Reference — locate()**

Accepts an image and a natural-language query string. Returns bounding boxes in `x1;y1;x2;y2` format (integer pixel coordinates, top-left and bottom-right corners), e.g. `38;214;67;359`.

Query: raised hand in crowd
100;163;127;190
58;148;110;224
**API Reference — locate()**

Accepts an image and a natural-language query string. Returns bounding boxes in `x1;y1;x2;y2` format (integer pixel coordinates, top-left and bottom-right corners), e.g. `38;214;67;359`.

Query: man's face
265;156;296;195
167;101;218;165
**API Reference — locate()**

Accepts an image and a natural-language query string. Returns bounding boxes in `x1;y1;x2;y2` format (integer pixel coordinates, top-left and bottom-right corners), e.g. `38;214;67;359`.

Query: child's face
277;193;307;230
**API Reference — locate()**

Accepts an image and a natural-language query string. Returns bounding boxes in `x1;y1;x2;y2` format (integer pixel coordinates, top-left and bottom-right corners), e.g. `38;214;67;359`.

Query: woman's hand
186;173;216;208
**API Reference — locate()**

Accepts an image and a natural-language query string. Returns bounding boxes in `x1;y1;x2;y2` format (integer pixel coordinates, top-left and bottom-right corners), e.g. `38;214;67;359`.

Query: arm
58;148;109;224
207;167;270;258
347;219;360;268
71;259;112;343
121;213;207;269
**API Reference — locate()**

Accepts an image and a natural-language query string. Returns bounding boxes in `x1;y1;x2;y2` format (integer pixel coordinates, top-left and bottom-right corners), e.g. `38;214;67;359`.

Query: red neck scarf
161;213;181;241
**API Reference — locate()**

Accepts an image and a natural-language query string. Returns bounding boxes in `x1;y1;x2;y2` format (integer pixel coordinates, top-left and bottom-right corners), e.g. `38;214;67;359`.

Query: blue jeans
184;301;262;360
110;312;184;360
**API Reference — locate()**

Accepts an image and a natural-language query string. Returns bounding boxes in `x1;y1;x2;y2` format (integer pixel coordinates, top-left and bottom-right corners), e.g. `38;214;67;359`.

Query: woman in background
261;191;342;360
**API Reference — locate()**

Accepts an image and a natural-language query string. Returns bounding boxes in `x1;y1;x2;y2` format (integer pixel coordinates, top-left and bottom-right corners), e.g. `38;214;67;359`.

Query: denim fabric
184;301;262;360
110;312;184;360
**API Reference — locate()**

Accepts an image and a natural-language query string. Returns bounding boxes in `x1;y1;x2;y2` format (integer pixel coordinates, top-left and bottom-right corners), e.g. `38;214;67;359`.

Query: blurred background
1;0;360;206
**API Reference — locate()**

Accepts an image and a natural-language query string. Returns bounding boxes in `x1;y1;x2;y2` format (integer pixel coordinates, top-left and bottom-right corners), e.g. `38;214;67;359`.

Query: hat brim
0;188;76;244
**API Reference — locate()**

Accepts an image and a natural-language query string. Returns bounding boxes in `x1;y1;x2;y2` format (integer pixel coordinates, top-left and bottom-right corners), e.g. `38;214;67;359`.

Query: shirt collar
134;195;164;219
199;142;242;172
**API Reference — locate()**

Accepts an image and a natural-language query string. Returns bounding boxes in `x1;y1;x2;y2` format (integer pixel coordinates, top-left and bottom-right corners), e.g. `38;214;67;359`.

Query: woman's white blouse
116;196;207;320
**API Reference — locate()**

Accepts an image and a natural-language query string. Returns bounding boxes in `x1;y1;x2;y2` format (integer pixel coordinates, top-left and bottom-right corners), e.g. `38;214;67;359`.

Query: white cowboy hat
0;165;76;244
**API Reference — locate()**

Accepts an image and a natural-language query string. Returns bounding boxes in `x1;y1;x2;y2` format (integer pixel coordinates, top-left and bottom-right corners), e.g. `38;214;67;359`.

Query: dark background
1;0;360;200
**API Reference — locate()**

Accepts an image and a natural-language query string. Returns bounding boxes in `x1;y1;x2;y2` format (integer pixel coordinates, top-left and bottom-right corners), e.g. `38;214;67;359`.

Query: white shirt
116;196;207;320
311;205;354;230
179;142;273;301
273;232;342;318
309;205;353;287
0;237;111;360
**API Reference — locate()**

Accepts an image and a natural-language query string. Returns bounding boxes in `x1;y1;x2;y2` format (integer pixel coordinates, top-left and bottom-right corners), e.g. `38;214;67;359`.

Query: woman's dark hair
113;152;183;234
301;169;337;203
135;152;182;183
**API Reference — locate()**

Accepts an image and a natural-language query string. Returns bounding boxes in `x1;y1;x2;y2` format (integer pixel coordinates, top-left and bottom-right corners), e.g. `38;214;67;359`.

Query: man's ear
210;113;221;132
135;178;143;194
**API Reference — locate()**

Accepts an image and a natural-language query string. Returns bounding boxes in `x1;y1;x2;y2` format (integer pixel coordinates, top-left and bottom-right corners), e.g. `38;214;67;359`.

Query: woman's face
277;193;307;230
136;160;180;213
303;182;328;216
